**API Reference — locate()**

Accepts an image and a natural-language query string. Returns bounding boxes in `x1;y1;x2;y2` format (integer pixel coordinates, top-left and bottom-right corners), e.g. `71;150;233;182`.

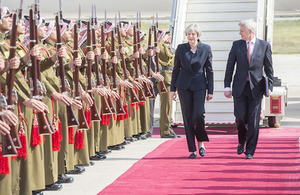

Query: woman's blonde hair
185;24;201;37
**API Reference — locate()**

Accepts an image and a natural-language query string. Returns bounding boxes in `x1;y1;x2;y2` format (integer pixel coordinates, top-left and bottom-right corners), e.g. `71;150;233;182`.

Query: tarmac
44;54;300;195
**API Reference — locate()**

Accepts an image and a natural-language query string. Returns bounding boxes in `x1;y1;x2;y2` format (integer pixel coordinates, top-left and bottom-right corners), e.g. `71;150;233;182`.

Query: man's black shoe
121;140;131;145
108;145;124;150
32;190;43;195
58;174;74;183
132;134;141;140
161;134;176;138
67;166;85;174
146;132;152;138
169;128;181;138
140;134;147;140
245;154;254;159
237;143;245;155
188;153;197;159
44;183;62;191
98;150;111;155
90;154;106;161
126;137;138;142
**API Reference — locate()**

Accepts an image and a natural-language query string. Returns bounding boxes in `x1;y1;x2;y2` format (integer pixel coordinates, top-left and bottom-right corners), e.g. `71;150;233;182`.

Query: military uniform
157;38;175;136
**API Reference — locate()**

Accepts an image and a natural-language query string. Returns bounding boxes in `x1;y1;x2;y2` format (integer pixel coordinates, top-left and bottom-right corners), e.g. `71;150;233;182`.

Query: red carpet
99;127;300;195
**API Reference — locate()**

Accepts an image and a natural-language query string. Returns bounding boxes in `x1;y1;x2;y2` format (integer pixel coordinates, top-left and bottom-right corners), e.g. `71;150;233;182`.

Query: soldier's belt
161;66;173;71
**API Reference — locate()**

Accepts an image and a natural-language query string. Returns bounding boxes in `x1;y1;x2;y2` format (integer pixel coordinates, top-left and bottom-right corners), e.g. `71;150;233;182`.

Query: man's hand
73;57;82;67
110;56;118;64
81;91;93;106
8;56;20;69
153;46;160;53
133;51;139;59
147;49;154;57
119;47;125;55
94;48;100;56
23;99;49;112
86;51;95;61
206;94;213;101
0;120;10;135
0;55;5;71
171;91;177;101
110;90;120;100
138;47;144;54
71;99;83;110
152;72;164;82
131;80;143;90
51;91;72;106
101;51;108;60
2;110;18;126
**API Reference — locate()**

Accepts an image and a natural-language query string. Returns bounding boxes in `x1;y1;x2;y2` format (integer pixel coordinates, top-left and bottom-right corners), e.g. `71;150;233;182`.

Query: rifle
5;13;22;147
72;6;89;130
91;5;111;116
133;25;146;102
153;13;168;93
29;8;53;135
1;70;17;156
34;1;55;134
111;15;125;115
85;18;101;121
101;14;116;114
55;14;79;127
117;12;139;103
147;25;156;99
136;12;152;98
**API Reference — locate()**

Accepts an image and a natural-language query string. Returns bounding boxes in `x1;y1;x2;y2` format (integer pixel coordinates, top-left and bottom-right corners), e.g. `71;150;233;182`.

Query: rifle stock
0;86;17;156
55;15;79;127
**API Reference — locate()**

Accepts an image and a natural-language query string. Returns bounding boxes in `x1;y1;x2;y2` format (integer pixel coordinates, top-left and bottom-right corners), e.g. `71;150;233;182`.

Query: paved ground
44;54;300;195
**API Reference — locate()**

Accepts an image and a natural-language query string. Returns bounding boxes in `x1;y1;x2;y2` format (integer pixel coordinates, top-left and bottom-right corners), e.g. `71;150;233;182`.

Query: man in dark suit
224;19;274;159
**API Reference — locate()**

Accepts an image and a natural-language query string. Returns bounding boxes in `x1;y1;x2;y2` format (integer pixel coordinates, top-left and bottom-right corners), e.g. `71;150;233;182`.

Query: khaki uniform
123;36;140;136
106;36;125;147
0;34;47;194
41;40;61;185
157;39;175;136
65;42;90;166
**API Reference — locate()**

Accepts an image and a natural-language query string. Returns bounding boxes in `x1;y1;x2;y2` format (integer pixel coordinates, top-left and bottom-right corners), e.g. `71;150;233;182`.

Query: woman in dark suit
171;24;214;158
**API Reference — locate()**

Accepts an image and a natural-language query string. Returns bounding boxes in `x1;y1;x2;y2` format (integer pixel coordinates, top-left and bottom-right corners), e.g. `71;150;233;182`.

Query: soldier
59;20;94;173
77;20;109;161
157;29;180;138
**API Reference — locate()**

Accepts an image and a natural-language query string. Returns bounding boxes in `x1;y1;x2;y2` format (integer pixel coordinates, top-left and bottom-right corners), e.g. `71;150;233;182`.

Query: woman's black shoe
188;153;197;159
199;147;206;157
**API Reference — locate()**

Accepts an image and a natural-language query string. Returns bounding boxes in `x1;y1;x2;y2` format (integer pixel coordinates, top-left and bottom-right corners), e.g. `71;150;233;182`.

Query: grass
272;20;300;54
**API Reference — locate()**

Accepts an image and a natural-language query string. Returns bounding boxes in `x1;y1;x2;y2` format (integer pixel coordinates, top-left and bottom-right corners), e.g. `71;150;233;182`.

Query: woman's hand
171;91;177;101
206;94;213;101
224;91;232;98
